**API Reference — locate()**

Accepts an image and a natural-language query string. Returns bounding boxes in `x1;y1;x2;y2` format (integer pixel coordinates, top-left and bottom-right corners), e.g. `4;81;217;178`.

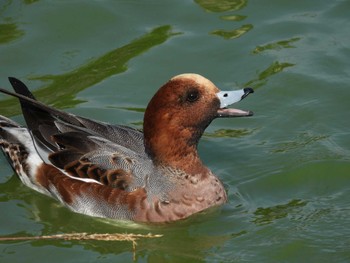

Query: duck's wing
49;125;153;191
0;78;148;190
6;77;145;155
0;116;152;220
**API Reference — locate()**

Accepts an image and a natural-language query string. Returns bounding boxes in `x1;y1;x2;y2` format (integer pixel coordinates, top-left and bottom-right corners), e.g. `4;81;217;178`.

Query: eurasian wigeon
0;74;253;223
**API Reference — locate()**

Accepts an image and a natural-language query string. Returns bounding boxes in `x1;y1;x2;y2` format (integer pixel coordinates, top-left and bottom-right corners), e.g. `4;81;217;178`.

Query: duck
0;74;253;223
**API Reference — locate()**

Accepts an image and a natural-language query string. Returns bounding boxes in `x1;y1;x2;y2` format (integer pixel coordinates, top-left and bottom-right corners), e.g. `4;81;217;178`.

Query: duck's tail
0;79;51;195
0;115;49;195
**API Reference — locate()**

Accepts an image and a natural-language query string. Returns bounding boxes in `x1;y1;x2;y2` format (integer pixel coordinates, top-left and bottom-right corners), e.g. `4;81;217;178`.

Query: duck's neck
144;125;209;176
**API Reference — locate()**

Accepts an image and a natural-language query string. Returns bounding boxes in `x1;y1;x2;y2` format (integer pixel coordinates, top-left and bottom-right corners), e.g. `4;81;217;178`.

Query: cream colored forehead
171;73;219;92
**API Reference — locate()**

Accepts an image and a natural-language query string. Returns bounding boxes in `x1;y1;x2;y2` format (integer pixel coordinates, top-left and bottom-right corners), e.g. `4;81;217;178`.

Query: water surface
0;1;350;262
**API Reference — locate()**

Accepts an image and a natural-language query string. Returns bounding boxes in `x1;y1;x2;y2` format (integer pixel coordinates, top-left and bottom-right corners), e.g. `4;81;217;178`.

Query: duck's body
0;74;253;223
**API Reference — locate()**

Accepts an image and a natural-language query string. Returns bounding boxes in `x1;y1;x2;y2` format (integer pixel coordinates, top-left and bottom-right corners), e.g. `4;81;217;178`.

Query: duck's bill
217;108;253;117
216;87;254;118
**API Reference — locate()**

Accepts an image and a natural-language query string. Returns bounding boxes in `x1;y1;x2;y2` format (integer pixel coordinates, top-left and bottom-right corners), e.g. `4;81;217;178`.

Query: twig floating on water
0;232;163;261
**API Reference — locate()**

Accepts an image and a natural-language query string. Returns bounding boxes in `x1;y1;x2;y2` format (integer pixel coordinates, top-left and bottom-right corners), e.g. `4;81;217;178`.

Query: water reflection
271;132;329;153
253;199;307;226
0;25;179;116
211;24;253;40
23;0;40;4
195;0;251;40
0;175;231;261
195;0;247;12
220;14;247;21
109;106;145;113
253;37;301;54
0;1;24;44
0;23;24;44
205;128;255;138
245;61;295;89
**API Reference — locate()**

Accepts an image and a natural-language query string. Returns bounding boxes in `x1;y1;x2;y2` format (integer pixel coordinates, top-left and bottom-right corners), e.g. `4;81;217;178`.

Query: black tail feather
1;78;82;152
1;78;145;157
2;78;82;126
8;77;36;100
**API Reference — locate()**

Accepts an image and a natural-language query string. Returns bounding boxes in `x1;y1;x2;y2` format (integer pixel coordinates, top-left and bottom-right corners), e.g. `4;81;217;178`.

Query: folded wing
3;78;150;191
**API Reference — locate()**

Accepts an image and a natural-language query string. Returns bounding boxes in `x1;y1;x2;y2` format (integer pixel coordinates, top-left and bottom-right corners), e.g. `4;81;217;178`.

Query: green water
0;0;349;262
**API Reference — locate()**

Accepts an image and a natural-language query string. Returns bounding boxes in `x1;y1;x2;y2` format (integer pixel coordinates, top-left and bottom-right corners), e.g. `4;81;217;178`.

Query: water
0;0;349;262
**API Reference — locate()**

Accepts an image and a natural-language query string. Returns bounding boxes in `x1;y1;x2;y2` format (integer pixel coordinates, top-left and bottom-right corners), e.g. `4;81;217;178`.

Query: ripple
205;128;254;138
271;132;329;153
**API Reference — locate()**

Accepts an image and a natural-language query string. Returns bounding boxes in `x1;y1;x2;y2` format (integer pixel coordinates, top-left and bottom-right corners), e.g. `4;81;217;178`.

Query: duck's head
143;73;254;173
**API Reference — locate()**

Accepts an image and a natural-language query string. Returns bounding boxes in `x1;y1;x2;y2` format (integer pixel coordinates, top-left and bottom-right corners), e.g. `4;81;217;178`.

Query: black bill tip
242;87;254;100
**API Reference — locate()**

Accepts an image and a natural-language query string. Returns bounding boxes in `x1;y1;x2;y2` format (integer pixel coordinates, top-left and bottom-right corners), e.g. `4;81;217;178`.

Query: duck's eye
186;90;199;103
